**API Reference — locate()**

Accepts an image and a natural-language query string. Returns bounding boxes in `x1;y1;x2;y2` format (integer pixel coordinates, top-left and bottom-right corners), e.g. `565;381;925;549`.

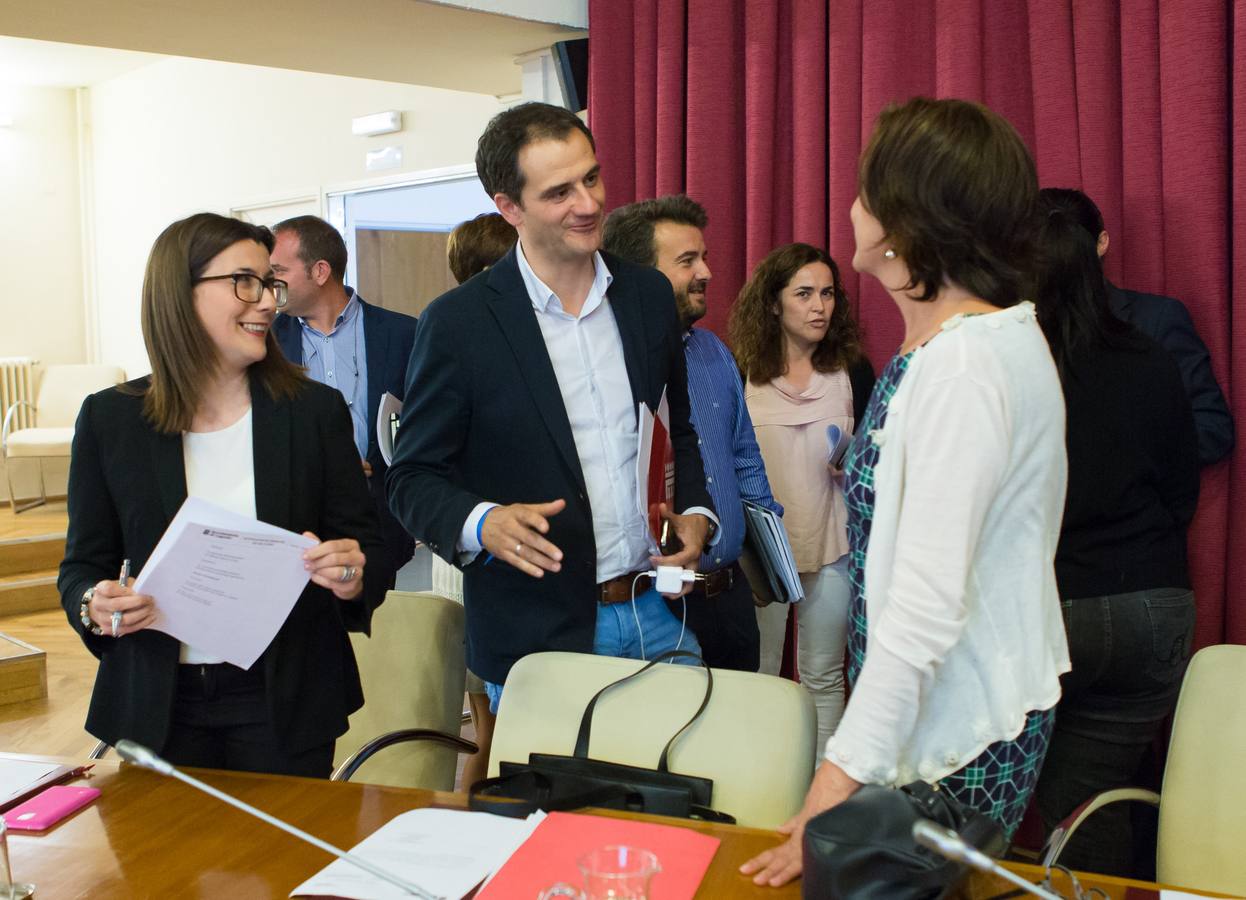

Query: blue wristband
476;507;492;549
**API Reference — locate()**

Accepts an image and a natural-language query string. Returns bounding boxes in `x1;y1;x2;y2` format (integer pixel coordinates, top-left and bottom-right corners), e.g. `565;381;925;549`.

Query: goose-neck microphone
114;740;439;899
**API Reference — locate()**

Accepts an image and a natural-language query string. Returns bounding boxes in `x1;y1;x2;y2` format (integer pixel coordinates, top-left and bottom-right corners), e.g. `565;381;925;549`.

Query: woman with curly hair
728;243;874;756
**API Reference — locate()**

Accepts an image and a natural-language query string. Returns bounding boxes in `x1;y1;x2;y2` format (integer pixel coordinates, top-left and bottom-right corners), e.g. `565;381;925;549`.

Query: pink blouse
745;369;853;573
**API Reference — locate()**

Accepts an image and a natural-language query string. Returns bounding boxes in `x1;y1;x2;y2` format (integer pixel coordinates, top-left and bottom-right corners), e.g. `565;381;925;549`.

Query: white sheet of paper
290;808;544;900
132;496;315;669
377;391;403;466
0;759;61;801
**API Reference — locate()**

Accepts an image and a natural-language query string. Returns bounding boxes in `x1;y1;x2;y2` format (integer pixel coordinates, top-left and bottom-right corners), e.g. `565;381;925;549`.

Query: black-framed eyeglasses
194;273;289;309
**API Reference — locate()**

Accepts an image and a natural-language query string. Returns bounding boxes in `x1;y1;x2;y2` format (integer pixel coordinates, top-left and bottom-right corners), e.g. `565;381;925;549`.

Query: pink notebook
476;811;719;900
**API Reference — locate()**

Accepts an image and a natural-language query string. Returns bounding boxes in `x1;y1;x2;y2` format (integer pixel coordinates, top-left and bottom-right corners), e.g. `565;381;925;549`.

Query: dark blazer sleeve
310;386;388;634
1152;348;1201;531
386;301;484;564
848;355;877;426
1152;298;1234;466
58;391;123;657
1112;286;1234;465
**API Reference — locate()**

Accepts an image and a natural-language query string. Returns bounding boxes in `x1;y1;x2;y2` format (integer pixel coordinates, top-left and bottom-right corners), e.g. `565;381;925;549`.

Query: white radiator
0;357;37;432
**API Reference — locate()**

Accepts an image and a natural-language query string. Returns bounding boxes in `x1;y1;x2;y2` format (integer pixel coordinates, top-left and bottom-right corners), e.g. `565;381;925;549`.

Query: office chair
331;590;476;789
1043;644;1246;896
487;651;817;829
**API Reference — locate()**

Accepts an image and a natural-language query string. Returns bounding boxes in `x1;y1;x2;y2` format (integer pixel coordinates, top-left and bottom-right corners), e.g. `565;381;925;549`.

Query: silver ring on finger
515;542;523;555
339;565;355;583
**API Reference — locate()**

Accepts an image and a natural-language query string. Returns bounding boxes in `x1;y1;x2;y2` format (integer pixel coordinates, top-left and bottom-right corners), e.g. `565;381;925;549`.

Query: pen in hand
112;559;131;637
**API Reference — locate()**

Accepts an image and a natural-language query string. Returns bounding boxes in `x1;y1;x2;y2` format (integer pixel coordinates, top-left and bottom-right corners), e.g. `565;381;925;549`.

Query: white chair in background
2;364;125;512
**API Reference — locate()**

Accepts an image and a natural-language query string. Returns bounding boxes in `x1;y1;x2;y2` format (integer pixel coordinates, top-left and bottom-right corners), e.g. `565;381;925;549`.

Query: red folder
476;811;719;900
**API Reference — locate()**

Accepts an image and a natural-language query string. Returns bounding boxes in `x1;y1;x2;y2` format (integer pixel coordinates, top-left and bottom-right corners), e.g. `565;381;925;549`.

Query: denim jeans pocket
1144;588;1195;684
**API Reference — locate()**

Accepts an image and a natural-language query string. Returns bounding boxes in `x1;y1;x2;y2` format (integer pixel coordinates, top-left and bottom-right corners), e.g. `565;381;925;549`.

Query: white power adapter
650;565;699;594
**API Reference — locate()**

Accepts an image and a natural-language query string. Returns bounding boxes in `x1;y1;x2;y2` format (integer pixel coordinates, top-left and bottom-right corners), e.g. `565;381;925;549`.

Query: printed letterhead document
291;808;545;899
132;496;315;669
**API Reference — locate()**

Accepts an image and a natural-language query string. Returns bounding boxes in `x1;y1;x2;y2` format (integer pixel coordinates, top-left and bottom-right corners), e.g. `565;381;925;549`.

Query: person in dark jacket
59;213;386;777
1032;192;1200;877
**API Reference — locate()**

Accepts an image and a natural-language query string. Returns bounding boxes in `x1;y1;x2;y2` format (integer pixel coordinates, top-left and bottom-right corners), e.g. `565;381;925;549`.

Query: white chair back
489;651;817;829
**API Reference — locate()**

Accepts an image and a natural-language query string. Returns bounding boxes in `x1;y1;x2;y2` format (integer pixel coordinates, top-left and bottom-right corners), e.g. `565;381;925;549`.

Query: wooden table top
1;754;1225;899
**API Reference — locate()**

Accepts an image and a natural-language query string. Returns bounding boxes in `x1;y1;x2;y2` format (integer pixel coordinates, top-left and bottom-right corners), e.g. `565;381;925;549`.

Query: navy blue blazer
273;295;418;580
272;294;418;475
1109;284;1234;465
386;247;713;683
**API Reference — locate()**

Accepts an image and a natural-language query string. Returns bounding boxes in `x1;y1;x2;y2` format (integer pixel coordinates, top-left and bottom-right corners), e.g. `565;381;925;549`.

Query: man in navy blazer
387;103;718;697
1042;188;1234;465
270;216;417;585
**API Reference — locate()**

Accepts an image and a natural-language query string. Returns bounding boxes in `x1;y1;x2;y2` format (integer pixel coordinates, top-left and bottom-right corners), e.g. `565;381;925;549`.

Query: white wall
0;85;85;503
87;57;503;378
0;84;85;365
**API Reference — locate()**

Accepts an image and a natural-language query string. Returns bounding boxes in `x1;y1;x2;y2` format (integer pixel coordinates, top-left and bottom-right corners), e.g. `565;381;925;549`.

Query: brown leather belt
598;571;652;604
701;565;735;598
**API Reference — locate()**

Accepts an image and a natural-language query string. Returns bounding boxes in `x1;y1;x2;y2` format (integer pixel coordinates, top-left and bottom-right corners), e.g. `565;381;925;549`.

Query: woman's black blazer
57;376;387;754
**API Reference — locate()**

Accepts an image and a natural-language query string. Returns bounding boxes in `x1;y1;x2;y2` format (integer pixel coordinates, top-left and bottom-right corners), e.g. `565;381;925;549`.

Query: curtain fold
589;0;1242;647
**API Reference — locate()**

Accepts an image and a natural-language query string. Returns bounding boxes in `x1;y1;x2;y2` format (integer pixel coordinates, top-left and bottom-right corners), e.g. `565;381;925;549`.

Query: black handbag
468;650;735;824
801;781;1006;899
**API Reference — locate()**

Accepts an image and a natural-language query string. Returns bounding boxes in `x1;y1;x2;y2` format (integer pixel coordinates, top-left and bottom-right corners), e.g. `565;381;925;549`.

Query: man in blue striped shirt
604;195;784;670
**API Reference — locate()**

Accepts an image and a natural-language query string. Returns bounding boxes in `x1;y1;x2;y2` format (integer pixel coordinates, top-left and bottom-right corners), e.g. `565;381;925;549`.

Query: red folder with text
475;811;719;899
637;390;675;543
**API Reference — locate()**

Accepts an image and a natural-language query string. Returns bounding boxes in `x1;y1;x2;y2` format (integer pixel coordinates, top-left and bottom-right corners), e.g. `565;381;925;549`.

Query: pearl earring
884;249;896;259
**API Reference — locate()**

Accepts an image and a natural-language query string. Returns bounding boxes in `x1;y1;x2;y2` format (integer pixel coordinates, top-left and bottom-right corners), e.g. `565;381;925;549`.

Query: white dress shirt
458;242;715;582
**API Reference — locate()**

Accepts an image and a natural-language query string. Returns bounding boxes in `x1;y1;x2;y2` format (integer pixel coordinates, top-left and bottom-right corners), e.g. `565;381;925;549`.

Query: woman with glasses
744;98;1069;887
59;212;386;777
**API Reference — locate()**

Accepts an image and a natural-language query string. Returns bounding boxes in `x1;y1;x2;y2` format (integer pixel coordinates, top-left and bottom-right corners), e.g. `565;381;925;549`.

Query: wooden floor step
0;534;66;579
0;569;61;616
0;632;47;705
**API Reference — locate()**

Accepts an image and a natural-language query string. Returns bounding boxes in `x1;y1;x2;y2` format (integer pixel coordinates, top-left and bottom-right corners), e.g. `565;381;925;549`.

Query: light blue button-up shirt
458;243;717;577
297;289;369;458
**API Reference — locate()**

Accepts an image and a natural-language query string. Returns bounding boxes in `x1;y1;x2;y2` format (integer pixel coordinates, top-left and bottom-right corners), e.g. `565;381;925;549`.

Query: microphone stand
115;740;439;899
912;820;1065;900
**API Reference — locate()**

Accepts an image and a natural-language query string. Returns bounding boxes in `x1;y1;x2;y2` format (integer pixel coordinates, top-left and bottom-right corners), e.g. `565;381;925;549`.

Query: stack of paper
291;808;545;899
741;501;804;604
133;497;315;669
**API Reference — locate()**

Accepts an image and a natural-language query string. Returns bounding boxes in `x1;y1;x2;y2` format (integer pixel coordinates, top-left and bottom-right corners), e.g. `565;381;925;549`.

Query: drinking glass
539;845;661;900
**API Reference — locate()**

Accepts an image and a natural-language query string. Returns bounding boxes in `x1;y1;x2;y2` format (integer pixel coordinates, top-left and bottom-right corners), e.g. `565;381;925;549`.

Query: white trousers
756;556;851;755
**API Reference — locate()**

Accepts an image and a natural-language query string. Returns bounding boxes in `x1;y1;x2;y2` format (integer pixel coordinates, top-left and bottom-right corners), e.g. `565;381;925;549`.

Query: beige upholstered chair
1044;644;1246;896
488;651;817;829
2;363;125;511
331;590;476;790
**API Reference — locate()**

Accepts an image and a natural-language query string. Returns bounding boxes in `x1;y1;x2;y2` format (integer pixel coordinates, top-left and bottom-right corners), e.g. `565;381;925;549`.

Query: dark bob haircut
728;243;862;385
475;102;595;204
446;213;517;284
858;96;1038;306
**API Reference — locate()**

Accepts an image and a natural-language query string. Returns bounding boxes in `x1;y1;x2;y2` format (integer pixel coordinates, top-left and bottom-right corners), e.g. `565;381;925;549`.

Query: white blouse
824;303;1071;785
179;408;255;665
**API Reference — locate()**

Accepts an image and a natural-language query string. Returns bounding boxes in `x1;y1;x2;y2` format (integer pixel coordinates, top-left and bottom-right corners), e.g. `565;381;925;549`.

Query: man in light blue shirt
604;195;784;670
270;216;418;587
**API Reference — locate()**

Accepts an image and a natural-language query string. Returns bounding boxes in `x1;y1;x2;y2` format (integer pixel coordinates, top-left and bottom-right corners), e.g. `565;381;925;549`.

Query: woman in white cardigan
744;97;1070;887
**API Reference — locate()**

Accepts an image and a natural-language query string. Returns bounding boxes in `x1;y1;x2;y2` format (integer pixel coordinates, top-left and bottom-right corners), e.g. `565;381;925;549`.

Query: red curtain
589;0;1242;648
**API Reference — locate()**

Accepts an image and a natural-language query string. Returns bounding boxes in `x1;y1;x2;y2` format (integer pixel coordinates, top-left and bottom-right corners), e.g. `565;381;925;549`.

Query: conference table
1;753;1228;898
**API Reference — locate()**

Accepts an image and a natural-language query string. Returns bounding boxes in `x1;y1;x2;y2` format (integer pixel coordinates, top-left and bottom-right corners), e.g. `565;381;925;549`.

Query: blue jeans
485;587;702;713
1035;587;1195;877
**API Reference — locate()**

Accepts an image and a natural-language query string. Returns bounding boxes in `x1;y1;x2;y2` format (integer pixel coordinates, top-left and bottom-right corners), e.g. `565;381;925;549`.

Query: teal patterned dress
842;350;1054;840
